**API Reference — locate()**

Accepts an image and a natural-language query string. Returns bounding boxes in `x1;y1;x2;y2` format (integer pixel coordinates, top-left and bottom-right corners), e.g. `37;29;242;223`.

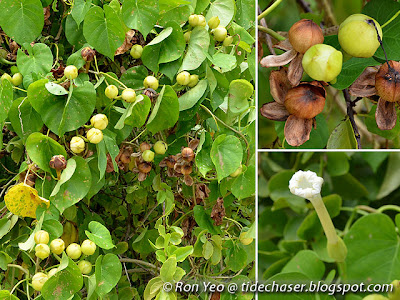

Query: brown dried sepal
115;30;136;56
349;66;378;98
81;47;95;62
284;115;314;147
288;19;324;54
210;198;225;226
49;155;67;171
375;61;400;102
375;97;397;130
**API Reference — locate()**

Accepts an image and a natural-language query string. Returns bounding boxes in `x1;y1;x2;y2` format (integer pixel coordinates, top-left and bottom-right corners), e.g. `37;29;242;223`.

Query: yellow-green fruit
230;165;243;177
35;244;50;259
213;26;227;42
70;136;85;154
130;44;143;59
81;239;96;255
154;141;168;155
176;71;191;86
302;44;343;83
189;15;199;27
66;243;82;260
143;76;159;90
142;150;155;162
78;260;92;274
184;31;191;43
223;36;234;47
1;73;12;83
187;75;199;88
90;114;108;130
389;280;400;300
239;232;253;245
198;15;206;27
363;295;389;300
87;128;103;144
34;230;49;244
64;65;78;80
50;239;65;255
105;85;119;99
32;272;49;291
11;73;23;86
121;88;137;103
338;14;382;58
208;16;220;29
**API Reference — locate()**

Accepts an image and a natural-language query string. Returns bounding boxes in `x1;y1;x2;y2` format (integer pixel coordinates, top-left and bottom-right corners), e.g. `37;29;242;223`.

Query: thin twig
258;26;286;41
343;89;361;149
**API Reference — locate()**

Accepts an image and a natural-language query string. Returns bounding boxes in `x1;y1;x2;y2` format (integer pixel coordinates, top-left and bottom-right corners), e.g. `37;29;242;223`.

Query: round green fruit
177;71;191;85
223;36;234;47
121;88;137;103
105;85;119;99
35;244;50;259
70;136;85;154
64;65;78;80
34;230;49;244
143;76;159;90
81;239;96;255
230;165;243;177
338;14;382;58
142;150;155;162
66;243;82;260
184;31;191;43
90;114;108;130
32;272;48;291
154;141;168;155
188;75;199;88
1;73;12;83
189;14;199;27
198;15;206;27
50;238;65;255
208;16;220;30
302;44;343;83
87;128;103;144
213;26;227;42
78;260;92;274
130;44;143;59
11;73;23;86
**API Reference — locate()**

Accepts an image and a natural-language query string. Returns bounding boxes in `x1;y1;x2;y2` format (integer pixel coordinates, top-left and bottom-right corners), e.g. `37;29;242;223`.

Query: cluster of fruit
1;66;23;86
31;230;96;291
186;15;233;46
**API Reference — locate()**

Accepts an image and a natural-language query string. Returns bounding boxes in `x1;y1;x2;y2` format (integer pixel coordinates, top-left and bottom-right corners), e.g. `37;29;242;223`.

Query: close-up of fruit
81;239;96;255
288;19;324;54
187;74;199;88
11;73;23;86
64;65;78;80
90;114;108;130
34;230;49;244
142;149;155;162
213;26;228;42
121;88;137;103
338;14;382;58
32;272;49;291
70;136;85;154
66;243;82;260
143;75;159;90
130;44;143;59
154;141;168;155
35;244;50;259
86;128;103;144
208;16;220;29
78;260;92;274
50;239;65;255
105;84;119;99
176;71;191;85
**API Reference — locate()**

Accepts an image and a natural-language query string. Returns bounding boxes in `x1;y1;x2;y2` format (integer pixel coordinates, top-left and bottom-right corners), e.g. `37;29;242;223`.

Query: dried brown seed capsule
166;156;176;168
181;147;194;162
81;47;95;62
288;19;324;54
49;155;67;171
139;142;151;152
284;81;326;119
138;162;152;174
181;165;193;175
375;61;400;102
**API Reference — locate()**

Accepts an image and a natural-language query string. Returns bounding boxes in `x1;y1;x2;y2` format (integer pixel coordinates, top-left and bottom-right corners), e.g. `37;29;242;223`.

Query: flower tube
289;170;347;262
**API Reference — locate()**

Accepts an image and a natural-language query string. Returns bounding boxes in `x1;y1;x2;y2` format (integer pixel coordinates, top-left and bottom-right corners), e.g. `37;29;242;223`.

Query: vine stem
258;0;284;21
88;70;128;90
119;258;159;270
200;104;251;165
258;26;286;41
382;10;400;28
376;205;400;214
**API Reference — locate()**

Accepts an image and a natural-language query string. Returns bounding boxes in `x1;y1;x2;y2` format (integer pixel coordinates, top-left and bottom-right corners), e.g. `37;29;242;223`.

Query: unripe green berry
105;85;119;99
338;14;382;58
35;244;50;259
223;36;234;47
81;239;96;255
198;15;206;27
66;243;82;260
189;15;199;27
1;73;12;83
130;44;143;59
213;26;227;42
87;128;103;144
154;141;168;155
176;71;191;86
32;272;48;291
70;136;85;154
302;44;343;83
208;16;220;30
34;230;49;244
143;76;159;90
90;114;108;130
50;238;65;255
121;88;137;103
388;280;400;300
230;165;243;177
142;150;155;162
78;260;92;274
187;75;199;88
64;65;78;80
239;231;253;245
11;73;23;86
184;31;191;43
362;295;389;300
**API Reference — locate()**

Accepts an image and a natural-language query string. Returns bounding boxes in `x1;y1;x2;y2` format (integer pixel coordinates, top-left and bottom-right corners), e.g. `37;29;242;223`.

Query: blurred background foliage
258;151;400;299
257;0;399;149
